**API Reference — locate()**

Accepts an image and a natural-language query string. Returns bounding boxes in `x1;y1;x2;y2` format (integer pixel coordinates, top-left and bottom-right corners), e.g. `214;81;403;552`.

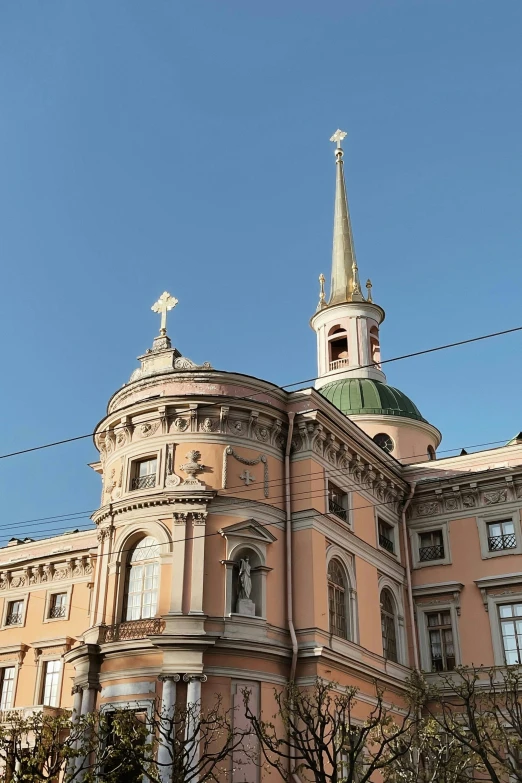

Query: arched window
381;589;398;662
427;445;436;461
124;536;161;621
328;559;348;639
328;325;349;370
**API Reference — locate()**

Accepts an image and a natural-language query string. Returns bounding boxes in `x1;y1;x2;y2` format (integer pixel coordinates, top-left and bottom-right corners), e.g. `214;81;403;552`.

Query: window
427;445;436;460
131;458;157;490
487;520;516;552
124;537;161;621
49;593;67;619
381;590;398;663
42;660;62;706
373;433;394;454
6;601;23;626
328;559;348;640
369;326;381;368
328;326;349;371
499;603;522;665
378;519;395;554
427;611;455;672
419;530;444;562
0;667;15;710
328;483;348;522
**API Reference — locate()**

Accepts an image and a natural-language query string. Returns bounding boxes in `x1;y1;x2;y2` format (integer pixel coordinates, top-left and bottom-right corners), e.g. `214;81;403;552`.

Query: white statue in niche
236;556;256;617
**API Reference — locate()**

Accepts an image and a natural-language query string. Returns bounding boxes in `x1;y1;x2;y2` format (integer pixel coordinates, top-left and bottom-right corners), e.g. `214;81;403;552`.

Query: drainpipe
284;412;302;783
284;412;298;682
401;482;419;670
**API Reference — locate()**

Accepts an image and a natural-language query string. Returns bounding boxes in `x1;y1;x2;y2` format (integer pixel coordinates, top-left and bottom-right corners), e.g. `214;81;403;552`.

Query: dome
320;378;427;423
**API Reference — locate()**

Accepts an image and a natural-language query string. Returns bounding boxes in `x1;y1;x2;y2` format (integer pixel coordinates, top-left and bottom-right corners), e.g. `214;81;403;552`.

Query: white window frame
37;658;63;707
325;546;359;645
325;479;352;528
378;576;407;666
481;585;522;666
476;510;522;560
374;510;401;563
410;520;452;569
0;665;17;710
415;594;462;673
1;594;28;630
43;586;72;624
128;453;160;493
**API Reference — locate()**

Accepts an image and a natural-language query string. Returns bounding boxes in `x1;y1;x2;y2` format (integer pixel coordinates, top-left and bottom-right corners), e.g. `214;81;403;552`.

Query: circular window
373;433;394;453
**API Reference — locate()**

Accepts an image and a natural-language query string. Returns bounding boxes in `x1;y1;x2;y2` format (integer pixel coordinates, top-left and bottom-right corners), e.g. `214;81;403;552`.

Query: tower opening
328;325;349;371
370;326;381;368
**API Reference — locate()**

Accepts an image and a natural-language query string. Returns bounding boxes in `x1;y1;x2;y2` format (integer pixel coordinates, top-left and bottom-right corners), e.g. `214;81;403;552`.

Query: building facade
0;129;521;777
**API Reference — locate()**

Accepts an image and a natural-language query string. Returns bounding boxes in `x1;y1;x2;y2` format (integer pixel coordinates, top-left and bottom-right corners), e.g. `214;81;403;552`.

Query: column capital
158;674;181;683
71;684;83;695
183;673;207;684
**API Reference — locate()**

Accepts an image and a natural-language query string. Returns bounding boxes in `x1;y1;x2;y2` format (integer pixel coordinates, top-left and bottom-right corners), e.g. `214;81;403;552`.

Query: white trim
375;514;401;564
34;656;64;708
484;589;522;666
1;593;28;630
476;510;522;560
326;545;359;645
42;585;73;624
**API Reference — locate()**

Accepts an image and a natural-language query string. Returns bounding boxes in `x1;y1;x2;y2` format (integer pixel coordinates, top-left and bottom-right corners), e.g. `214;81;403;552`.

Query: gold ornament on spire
317;273;326;310
366;279;373;302
151;291;178;336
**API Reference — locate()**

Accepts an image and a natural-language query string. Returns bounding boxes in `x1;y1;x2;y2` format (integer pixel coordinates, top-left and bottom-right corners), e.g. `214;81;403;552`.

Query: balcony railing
379;534;394;554
49;605;66;619
0;705;63;724
419;544;445;562
329;358;349;371
131;474;156;490
101;618;165;643
328;499;347;522
5;614;22;626
488;533;517;552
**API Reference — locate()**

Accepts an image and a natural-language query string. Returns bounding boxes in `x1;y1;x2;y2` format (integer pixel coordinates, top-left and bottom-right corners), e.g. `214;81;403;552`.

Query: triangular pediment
219;518;277;544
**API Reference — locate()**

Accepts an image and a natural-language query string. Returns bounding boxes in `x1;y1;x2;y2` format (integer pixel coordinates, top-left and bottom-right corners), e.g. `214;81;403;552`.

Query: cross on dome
330;129;347;149
151;291;178;336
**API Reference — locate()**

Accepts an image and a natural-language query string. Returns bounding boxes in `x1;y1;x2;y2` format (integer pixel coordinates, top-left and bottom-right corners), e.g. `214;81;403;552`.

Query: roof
319;378;427;423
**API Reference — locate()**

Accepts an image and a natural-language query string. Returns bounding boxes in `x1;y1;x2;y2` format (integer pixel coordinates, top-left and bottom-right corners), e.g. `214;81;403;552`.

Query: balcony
329;358;349;371
328;499;347;522
100;618;165;643
131;474;156;490
419;544;445;562
379;534;394;554
5;614;22;626
49;605;66;619
488;533;516;552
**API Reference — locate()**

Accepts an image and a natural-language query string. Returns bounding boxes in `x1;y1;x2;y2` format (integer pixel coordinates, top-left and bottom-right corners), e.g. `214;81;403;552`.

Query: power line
1;323;521;462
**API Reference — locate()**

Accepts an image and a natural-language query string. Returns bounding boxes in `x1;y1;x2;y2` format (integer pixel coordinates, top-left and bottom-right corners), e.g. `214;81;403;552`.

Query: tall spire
328;129;363;305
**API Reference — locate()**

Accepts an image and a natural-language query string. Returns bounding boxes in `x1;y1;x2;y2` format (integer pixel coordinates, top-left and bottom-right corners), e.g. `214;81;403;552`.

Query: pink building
0;129;520;779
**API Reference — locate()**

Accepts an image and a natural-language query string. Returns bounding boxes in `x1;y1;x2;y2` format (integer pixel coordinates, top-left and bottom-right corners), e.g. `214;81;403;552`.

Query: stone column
72;684;83;718
183;674;207;781
157;675;180;783
80;685;97;716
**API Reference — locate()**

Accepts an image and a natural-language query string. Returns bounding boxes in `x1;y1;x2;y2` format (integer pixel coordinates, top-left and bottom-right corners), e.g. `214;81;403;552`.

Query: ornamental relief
0;557;92;592
412;481;522;518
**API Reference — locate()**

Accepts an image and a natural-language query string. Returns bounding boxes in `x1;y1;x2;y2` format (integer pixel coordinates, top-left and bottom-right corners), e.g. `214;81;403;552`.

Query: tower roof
328;129;364;305
320;378;428;422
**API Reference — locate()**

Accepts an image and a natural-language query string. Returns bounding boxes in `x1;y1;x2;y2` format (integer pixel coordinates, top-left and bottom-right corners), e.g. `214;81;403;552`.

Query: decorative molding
165;443;182;488
222;446;269;498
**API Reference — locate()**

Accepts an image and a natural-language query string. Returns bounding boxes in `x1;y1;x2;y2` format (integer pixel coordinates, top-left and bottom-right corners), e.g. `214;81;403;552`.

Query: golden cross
151;291;178;336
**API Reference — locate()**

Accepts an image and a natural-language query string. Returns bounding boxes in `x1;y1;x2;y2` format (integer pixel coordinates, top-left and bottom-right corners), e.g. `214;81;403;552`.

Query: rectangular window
131;458;157;491
427;611;455;672
419;530;445;562
328;483;348;522
42;660;62;707
0;667;15;710
499;603;522;665
49;593;67;619
487;520;516;552
6;600;24;626
378;519;395;554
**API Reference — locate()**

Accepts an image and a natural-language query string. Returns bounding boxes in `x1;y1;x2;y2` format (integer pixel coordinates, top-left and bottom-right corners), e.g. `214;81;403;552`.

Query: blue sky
0;0;521;538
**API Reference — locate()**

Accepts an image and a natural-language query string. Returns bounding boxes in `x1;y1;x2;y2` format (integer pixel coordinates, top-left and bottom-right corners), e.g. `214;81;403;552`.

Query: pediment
219;518;277;544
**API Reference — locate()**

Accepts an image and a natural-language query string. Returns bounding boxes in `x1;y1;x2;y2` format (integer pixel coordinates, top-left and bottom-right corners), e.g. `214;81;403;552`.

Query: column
80;685;97;716
183;674;207;781
72;684;83;718
157;675;180;783
170;514;187;613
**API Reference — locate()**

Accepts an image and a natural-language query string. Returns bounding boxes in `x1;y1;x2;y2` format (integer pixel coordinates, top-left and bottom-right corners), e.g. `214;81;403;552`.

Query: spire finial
328;129;362;305
366;279;373;302
151;291;178;336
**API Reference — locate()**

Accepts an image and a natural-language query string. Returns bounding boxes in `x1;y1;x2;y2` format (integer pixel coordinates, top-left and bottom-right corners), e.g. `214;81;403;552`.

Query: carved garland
222;446;269;498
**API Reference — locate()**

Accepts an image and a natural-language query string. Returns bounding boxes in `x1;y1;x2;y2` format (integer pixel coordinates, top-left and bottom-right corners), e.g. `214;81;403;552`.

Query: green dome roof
320;378;427;423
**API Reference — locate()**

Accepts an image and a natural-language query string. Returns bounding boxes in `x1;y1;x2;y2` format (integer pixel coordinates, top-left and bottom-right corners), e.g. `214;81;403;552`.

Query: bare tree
243;678;416;783
106;694;249;783
410;667;522;783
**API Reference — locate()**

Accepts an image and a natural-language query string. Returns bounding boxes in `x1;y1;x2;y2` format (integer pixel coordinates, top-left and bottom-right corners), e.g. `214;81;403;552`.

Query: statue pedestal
236;599;256;617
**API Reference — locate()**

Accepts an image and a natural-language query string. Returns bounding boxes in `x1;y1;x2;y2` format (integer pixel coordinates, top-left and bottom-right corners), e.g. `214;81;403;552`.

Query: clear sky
0;0;521;540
